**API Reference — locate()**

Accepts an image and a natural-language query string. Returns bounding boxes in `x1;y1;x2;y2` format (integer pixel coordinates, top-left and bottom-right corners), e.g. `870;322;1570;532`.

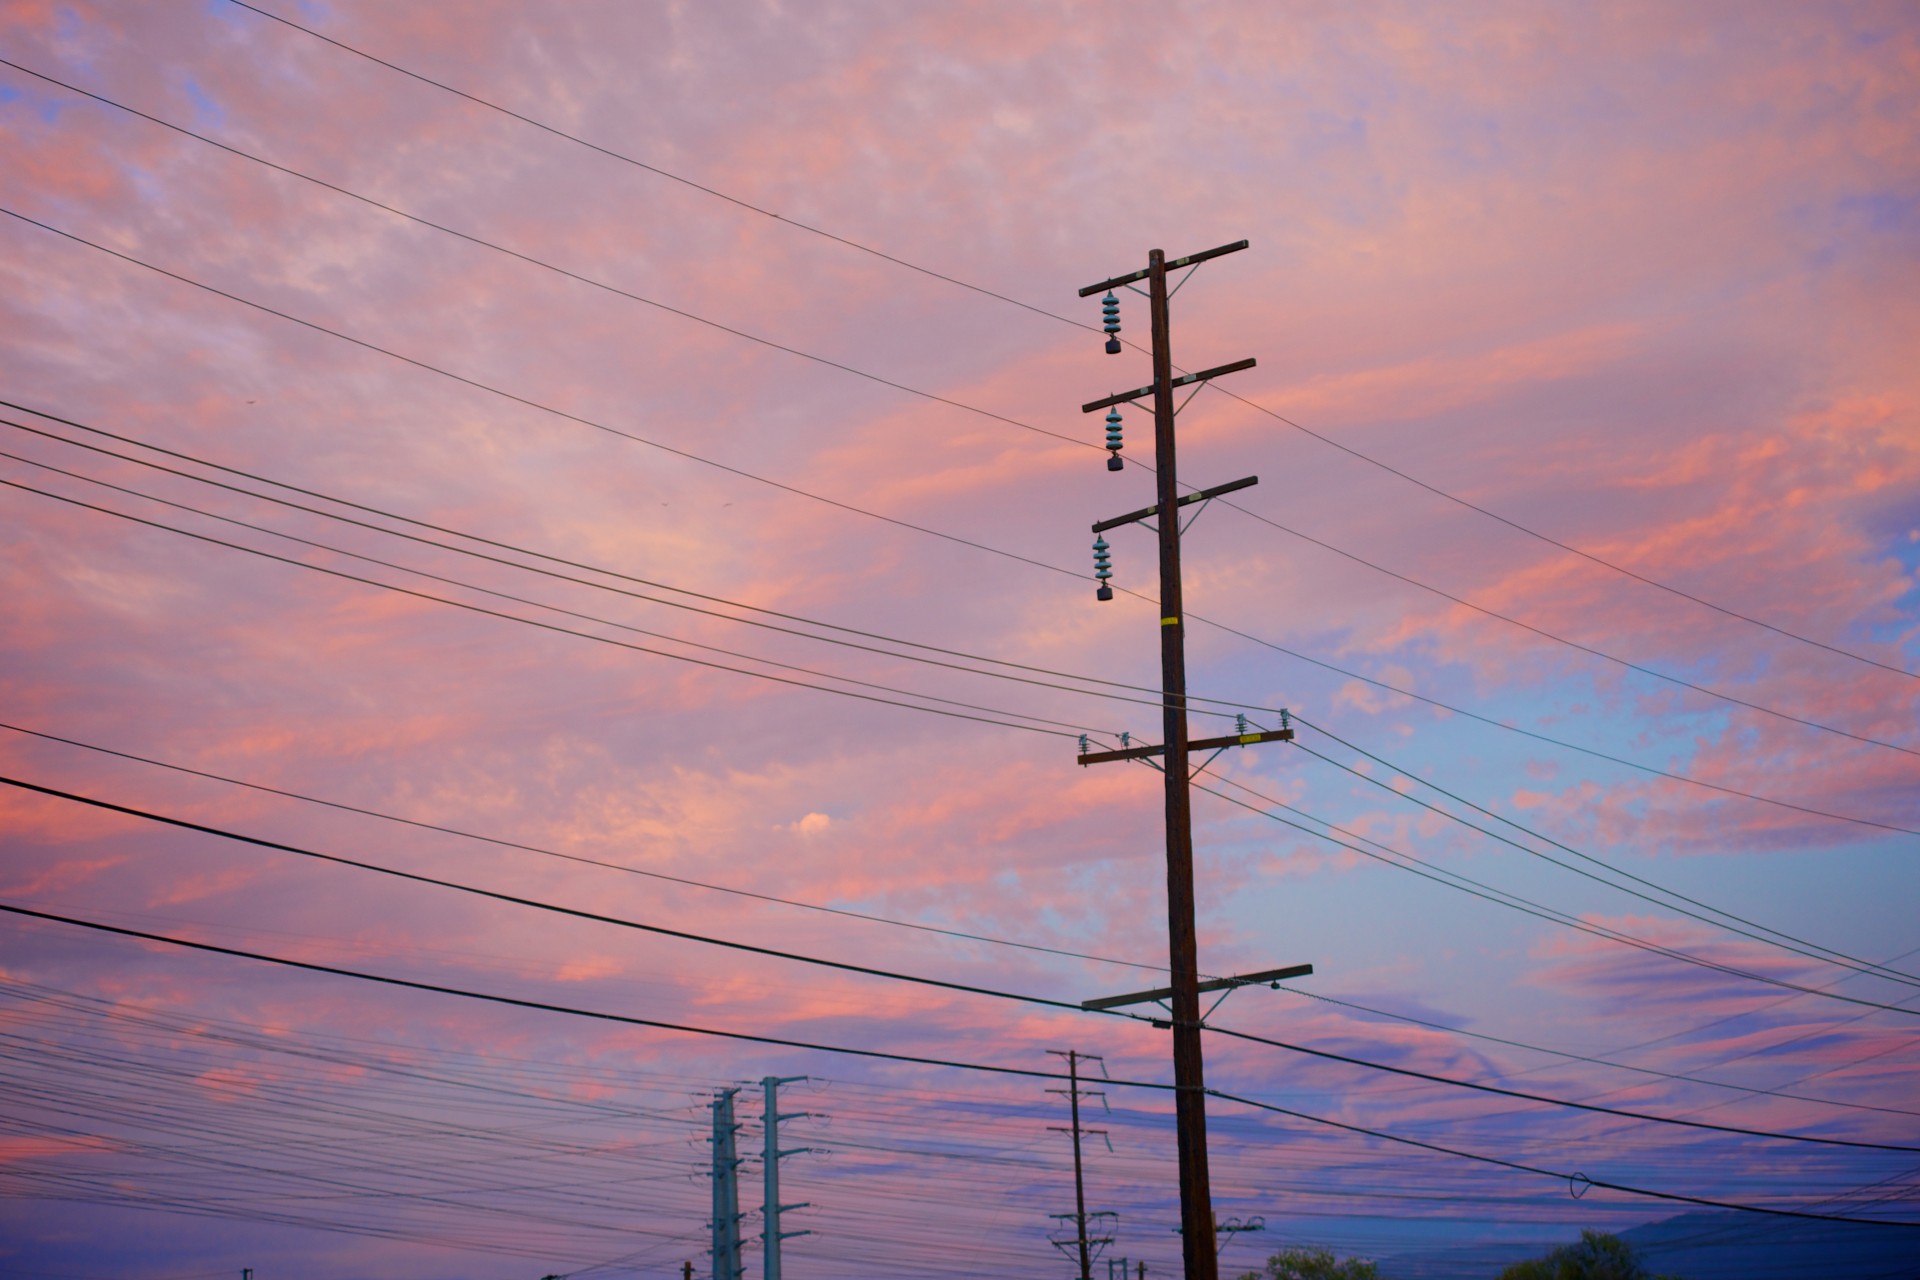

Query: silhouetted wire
1182;768;1920;1017
1283;735;1920;985
0;416;1245;723
1207;1087;1919;1228
7;773;1917;1155
1270;981;1920;1119
214;2;1918;682
11;54;1912;752
0;720;1164;974
0;451;1121;736
1199;1025;1920;1152
13;717;1917;1122
0;58;1097;456
0;219;1903;831
5;896;1916;1227
0;476;1086;738
19;423;1882;991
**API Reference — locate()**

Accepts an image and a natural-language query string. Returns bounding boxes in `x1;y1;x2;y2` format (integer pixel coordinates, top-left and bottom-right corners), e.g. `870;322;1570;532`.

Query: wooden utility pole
1076;241;1308;1280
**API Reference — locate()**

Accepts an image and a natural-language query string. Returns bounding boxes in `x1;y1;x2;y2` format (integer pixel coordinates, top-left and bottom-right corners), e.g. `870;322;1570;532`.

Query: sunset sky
1;2;1917;1277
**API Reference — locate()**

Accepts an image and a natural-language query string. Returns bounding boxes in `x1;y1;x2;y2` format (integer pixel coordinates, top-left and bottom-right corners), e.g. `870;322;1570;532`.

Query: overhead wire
0;408;1247;724
5;413;1911;1007
18;434;1906;1027
1181;767;1920;1017
7;40;1912;1228
4;897;1915;1227
0;720;1163;974
1280;735;1920;988
0;65;1913;756
5;208;1910;827
6;772;1918;1154
12;716;1916;1125
212;0;1918;684
0;475;1091;739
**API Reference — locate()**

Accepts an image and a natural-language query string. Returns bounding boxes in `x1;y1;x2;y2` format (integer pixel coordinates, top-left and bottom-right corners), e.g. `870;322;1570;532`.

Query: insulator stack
1104;409;1124;471
1101;292;1122;354
1092;535;1113;601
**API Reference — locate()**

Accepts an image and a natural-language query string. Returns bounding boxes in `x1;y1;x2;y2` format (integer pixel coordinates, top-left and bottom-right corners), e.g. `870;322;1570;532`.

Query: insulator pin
1104;409;1124;471
1101;292;1122;355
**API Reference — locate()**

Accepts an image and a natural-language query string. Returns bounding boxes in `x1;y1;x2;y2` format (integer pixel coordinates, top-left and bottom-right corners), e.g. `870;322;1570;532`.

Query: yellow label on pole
1161;616;1179;626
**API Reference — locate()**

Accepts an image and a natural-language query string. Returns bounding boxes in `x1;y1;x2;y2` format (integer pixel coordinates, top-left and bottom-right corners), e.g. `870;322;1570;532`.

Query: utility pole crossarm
1078;727;1292;766
1077;240;1250;296
1081;359;1257;414
1091;476;1259;535
1082;964;1314;1012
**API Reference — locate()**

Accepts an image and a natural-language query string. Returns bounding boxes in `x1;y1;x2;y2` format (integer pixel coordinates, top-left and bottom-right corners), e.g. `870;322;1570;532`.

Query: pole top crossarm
1082;964;1313;1011
1077;240;1251;297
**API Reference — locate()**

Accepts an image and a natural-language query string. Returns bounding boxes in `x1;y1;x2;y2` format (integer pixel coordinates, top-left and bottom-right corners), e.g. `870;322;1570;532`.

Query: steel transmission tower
1047;1049;1114;1280
761;1075;813;1280
710;1088;745;1280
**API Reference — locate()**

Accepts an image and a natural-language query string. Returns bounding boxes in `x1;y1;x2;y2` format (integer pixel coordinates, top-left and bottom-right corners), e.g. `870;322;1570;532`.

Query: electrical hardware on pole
1074;240;1313;1280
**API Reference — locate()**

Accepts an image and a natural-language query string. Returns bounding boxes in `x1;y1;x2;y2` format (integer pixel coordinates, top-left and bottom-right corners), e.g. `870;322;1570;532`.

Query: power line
10;427;1912;1004
0;411;1242;724
5;896;1916;1228
216;0;1918;683
1284;735;1920;987
0;773;1099;1016
1205;1087;1918;1229
1208;388;1919;682
0;476;1087;738
0;450;1125;737
13;715;1914;1125
8;773;1917;1156
0;720;1161;974
1268;981;1920;1120
1184;769;1920;1018
1;63;1910;753
4;213;1905;826
0;58;1096;457
1199;1025;1920;1152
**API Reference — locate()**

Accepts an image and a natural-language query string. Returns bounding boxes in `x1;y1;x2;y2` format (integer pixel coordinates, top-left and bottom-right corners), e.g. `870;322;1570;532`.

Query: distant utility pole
710;1088;745;1280
761;1075;813;1280
684;1262;694;1280
1075;242;1312;1280
1047;1049;1113;1280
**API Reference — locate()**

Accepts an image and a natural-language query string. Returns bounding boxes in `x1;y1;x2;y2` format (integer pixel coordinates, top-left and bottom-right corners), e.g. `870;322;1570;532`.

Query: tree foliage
1496;1230;1681;1280
1235;1244;1381;1280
